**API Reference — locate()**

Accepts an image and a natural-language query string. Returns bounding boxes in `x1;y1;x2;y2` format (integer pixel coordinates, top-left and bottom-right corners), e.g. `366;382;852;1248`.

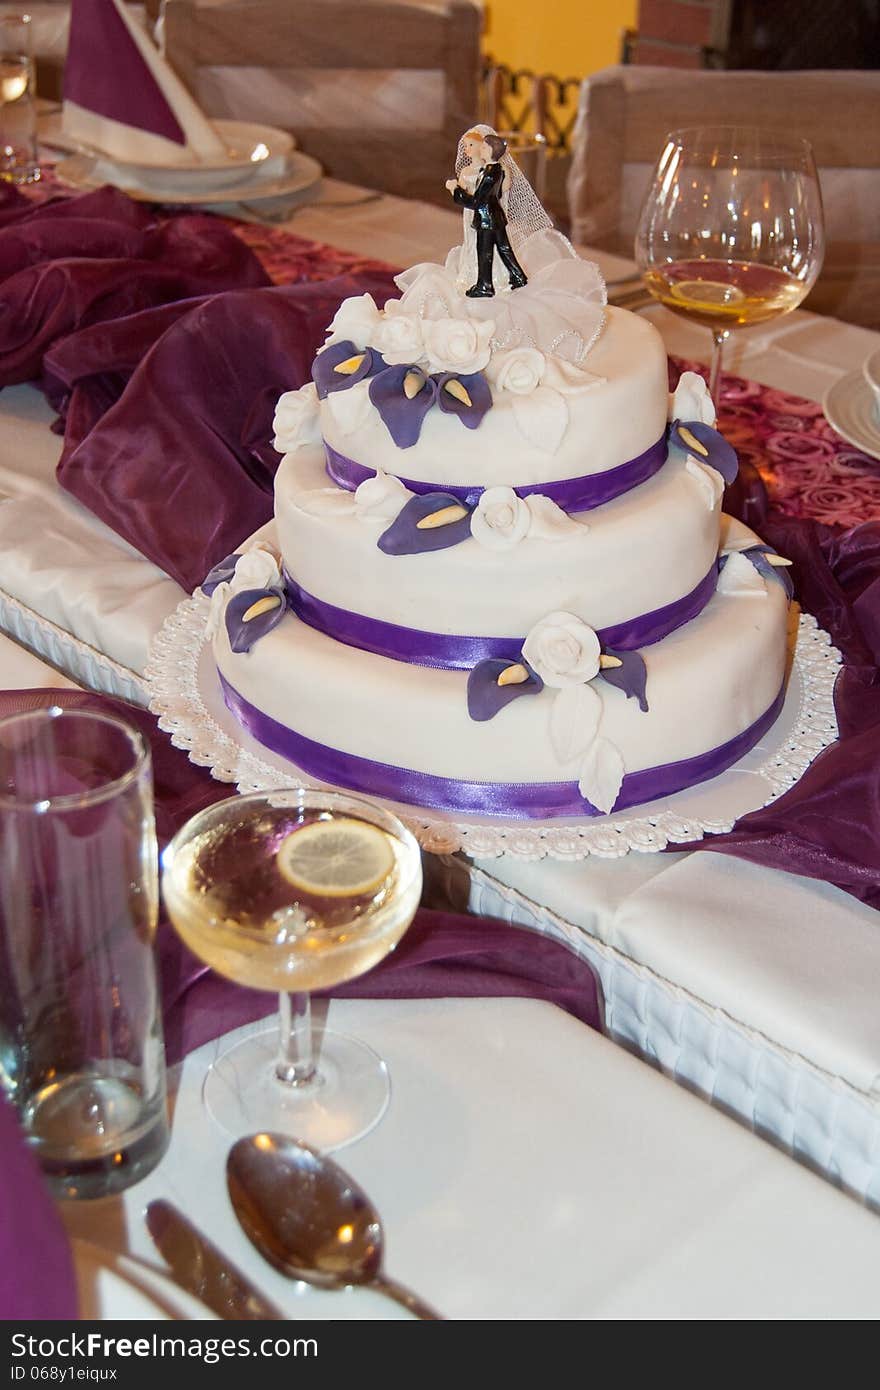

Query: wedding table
3;628;879;1321
1;172;879;1221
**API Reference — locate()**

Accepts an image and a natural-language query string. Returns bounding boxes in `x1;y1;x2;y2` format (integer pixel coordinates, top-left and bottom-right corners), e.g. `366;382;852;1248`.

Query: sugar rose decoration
470;486;531;551
325;292;383;350
371;303;425;365
489;347;546;395
522;611;601;688
422;317;494;375
272;382;320;454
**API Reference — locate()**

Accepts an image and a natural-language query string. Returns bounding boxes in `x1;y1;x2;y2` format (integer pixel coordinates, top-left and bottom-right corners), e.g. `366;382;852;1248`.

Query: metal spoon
227;1133;444;1320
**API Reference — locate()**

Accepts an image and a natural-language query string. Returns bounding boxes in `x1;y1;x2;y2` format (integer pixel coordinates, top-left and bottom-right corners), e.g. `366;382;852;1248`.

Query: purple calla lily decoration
201;552;243;596
312;340;386;400
434;371;493;430
225;586;287;654
719;544;794;599
378;492;474;555
467;658;544;721
671;419;739;486
599;649;649;712
369;365;438;448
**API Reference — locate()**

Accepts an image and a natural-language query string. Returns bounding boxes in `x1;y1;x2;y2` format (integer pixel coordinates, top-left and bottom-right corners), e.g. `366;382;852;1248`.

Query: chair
567;65;880;327
161;0;482;204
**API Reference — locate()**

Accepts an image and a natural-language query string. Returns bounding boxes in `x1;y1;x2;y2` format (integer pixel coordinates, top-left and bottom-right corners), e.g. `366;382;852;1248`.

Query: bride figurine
395;124;607;367
445;129;528;297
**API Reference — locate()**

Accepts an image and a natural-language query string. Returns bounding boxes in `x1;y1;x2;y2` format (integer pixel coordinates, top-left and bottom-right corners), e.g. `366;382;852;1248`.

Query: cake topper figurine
446;127;528;297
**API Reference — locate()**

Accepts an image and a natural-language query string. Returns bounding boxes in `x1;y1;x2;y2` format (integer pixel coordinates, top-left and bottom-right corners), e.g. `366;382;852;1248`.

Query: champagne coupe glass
635;127;825;405
162;788;422;1149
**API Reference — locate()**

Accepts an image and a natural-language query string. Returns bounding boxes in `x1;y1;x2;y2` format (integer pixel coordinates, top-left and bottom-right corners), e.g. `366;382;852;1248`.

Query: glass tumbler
0;14;39;184
0;706;169;1198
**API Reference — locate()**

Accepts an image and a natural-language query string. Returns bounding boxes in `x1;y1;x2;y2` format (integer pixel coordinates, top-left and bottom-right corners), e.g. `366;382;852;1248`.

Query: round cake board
145;595;840;861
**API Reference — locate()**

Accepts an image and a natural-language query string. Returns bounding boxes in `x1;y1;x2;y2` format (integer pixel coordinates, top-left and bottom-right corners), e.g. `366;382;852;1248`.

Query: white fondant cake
204;140;792;821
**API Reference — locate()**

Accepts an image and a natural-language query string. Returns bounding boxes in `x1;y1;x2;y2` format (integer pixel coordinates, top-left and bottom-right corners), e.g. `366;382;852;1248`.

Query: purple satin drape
0;182;399;591
689;458;880;910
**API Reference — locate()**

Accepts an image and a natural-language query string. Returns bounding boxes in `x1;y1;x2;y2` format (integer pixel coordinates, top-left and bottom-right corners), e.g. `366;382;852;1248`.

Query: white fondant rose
489;347;546;395
522;612;601;689
231;543;282;594
423;316;494;375
355;469;413;520
272;383;320;454
669;370;716;426
325;292;382;350
470;486;531;550
371;303;426;366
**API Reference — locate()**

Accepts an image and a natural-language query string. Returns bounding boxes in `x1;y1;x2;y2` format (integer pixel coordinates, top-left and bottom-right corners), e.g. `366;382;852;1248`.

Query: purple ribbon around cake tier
219;674;785;819
324;435;668;513
282;565;717;667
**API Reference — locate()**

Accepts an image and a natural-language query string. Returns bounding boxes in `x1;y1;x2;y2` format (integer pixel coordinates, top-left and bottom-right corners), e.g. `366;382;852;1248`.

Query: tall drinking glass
162;788;422;1150
635;127;825;405
0;707;168;1198
0;14;39;184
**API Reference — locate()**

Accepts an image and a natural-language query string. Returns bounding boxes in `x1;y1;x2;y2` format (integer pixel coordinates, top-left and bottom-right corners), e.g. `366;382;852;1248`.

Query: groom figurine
446;130;528;298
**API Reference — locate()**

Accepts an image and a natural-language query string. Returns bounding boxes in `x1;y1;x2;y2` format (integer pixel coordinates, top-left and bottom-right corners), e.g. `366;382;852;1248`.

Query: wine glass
635;127;825;405
162;788;422;1150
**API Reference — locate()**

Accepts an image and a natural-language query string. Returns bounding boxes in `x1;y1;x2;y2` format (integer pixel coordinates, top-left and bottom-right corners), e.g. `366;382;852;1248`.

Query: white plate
56;149;323;207
73;1238;218;1320
43;115;295;191
823;368;880;461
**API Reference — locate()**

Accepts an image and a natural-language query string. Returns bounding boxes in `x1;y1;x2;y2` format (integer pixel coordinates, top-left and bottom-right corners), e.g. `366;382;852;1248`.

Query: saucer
56;149;323;207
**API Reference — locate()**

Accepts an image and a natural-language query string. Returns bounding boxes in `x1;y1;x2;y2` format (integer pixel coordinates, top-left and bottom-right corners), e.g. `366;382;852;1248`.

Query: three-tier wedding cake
202;128;792;821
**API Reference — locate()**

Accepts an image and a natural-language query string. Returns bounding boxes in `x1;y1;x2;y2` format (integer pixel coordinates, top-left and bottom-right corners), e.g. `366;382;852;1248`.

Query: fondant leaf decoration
599;649;649;712
510;385;569;455
716;549;767;598
312;340;385;400
685;455;725;510
549;683;602;764
467;659;544;722
525;493;587;540
225;587;286;654
672;419;738;485
434;371;493;430
295;488;357;517
578;736;625;814
377;492;473;555
201;552;242;595
325;378;373;436
369;365;438;448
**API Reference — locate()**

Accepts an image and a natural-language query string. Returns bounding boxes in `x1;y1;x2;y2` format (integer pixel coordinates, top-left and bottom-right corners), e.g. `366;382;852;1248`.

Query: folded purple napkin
0;1095;78;1320
690;458;880;910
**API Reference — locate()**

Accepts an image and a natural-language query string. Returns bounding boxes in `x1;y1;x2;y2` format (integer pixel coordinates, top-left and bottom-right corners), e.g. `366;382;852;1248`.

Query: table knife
146;1199;285;1320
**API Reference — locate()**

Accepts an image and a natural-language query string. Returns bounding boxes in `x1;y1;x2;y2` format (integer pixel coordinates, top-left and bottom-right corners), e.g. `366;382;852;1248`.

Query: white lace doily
144;596;841;861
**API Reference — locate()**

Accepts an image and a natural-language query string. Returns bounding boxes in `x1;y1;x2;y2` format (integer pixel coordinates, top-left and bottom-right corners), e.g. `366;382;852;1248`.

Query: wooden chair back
161;0;482;203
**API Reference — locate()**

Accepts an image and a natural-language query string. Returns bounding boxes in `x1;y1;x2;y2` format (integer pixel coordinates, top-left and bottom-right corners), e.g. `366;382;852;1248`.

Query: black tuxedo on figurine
453;162;529;297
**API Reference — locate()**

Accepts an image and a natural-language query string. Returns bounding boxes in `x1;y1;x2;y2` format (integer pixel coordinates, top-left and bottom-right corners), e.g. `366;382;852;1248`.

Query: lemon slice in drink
669;279;746;307
277;818;395;898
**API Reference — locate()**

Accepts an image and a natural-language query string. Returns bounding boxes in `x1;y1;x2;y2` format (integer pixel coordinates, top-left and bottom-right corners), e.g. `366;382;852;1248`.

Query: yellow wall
483;0;638;77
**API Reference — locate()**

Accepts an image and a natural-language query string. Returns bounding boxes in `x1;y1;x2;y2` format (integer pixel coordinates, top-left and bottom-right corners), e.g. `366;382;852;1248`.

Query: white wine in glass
635;127;825;405
162;788;422;1149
